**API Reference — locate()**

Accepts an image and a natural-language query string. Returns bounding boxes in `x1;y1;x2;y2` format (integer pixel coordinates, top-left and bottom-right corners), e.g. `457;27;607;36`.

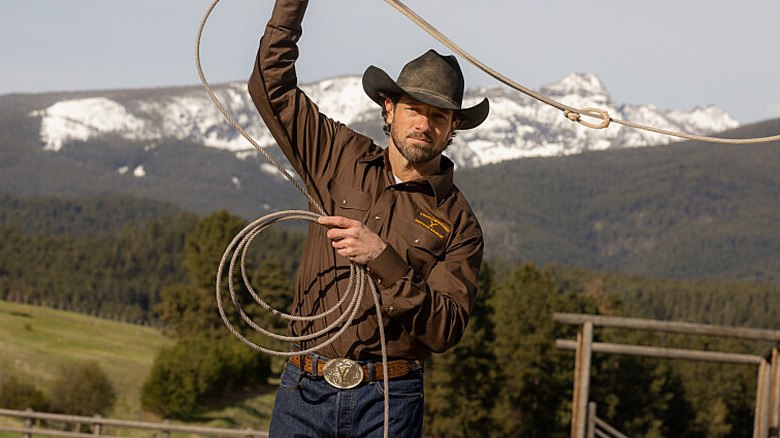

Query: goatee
391;130;447;165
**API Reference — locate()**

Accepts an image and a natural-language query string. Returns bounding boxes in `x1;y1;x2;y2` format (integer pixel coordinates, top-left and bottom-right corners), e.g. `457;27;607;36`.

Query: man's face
386;95;458;165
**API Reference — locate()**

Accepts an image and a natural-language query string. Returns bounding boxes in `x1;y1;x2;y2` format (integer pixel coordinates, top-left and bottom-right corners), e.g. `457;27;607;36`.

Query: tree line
0;193;304;323
457;139;780;285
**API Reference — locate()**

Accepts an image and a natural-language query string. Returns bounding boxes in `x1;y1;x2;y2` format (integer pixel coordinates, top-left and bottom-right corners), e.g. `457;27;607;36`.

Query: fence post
162;419;171;438
571;321;593;438
92;414;102;435
23;408;34;438
771;345;779;438
586;401;596;438
756;358;771;438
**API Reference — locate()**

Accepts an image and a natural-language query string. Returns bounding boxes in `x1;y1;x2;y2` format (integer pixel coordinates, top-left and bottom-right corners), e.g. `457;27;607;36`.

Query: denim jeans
268;358;424;437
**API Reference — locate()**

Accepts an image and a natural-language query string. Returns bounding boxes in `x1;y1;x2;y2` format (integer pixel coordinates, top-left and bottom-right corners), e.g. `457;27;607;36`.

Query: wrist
366;245;407;287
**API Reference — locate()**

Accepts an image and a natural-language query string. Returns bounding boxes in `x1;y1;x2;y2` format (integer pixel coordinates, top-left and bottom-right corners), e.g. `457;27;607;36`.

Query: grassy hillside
0;301;172;417
0;301;276;434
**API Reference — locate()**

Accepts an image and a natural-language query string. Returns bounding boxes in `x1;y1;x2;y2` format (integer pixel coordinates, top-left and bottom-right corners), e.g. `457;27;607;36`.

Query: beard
390;124;449;165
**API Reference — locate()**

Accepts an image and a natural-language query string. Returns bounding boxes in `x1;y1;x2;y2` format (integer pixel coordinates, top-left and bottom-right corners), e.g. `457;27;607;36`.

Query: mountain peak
544;72;609;97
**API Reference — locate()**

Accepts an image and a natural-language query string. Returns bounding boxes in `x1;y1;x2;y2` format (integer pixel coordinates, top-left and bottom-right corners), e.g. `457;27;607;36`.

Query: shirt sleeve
247;0;357;202
367;213;484;354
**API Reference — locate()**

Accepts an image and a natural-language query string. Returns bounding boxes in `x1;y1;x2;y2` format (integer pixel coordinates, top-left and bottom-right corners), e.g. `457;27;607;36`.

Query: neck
387;143;441;181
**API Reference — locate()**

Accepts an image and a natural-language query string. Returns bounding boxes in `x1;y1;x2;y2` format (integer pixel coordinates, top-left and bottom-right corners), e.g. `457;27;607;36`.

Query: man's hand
318;216;387;265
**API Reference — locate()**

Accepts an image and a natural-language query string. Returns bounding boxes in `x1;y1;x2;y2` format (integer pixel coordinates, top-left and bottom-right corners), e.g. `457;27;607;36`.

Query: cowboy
248;0;488;436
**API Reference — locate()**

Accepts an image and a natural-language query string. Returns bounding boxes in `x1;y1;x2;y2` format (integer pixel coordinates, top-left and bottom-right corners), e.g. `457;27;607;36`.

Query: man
248;0;488;436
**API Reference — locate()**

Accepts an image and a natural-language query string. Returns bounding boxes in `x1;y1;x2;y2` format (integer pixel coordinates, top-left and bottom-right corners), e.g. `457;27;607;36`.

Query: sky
2;0;779;124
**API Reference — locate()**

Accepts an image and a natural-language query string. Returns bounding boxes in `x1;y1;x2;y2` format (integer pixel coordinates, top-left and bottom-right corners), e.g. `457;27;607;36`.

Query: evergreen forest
1;191;779;437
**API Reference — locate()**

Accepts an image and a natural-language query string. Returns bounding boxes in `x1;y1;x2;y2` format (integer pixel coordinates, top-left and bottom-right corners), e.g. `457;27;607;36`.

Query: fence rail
553;312;780;342
0;408;268;438
555;339;764;365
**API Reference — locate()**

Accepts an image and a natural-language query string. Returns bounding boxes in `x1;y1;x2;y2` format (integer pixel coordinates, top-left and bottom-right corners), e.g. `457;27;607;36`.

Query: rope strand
196;1;390;436
382;0;780;145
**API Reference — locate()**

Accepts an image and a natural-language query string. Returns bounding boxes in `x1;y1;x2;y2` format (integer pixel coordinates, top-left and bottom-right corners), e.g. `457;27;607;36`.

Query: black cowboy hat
362;49;489;130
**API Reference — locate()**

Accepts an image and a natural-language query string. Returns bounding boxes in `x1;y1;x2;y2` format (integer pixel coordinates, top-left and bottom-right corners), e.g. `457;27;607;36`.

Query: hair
380;93;461;146
381;93;401;136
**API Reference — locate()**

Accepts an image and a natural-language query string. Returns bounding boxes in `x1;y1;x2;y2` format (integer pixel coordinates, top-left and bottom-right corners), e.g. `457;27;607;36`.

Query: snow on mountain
29;73;740;168
34;97;147;152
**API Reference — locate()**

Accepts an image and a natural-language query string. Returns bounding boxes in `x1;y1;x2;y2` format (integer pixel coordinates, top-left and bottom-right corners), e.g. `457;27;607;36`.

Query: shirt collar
425;155;455;205
359;148;454;205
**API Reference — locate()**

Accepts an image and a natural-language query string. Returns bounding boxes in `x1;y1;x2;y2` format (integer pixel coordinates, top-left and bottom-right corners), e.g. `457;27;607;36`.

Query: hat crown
396;50;464;108
361;50;489;130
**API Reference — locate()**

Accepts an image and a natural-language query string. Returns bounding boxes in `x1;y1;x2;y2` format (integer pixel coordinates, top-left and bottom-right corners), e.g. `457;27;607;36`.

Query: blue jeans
268;358;424;437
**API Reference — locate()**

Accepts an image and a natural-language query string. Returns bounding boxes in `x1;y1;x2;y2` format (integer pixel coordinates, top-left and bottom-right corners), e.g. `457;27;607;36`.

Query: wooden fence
0;408;268;437
554;313;780;438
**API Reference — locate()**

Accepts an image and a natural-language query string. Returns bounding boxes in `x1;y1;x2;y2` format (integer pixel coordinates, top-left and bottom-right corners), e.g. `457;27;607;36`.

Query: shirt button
374;215;381;221
341;200;347;204
388;305;394;312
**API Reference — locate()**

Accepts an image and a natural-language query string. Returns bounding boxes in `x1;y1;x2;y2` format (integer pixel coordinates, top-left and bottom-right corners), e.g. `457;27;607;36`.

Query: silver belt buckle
322;358;364;389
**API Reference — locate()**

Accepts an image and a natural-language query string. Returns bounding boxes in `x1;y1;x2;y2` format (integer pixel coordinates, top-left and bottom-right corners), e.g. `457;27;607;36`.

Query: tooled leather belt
289;354;422;389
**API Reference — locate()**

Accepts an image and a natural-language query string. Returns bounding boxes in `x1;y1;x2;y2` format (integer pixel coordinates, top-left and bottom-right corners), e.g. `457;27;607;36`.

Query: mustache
406;131;433;143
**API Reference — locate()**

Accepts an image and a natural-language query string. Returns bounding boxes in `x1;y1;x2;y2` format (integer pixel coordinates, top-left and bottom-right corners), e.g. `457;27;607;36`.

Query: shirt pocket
327;179;372;221
393;218;447;278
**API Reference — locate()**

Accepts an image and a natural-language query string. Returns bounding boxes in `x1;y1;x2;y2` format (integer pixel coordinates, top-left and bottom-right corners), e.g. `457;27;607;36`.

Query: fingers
318;215;358;240
317;215;355;228
316;215;386;265
328;230;361;262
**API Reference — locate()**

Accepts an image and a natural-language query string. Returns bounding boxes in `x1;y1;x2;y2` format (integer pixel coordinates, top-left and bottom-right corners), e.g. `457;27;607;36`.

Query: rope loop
565;108;612;130
383;0;780;144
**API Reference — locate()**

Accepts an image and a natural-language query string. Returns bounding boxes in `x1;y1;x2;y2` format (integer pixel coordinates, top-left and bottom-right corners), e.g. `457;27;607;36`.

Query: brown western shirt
247;0;483;362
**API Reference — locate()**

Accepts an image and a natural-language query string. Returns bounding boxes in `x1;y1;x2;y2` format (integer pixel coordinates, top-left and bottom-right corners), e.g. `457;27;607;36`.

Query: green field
0;300;278;435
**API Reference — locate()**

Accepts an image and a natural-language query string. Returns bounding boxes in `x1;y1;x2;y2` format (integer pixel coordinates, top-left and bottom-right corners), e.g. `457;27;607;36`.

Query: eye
432;111;450;123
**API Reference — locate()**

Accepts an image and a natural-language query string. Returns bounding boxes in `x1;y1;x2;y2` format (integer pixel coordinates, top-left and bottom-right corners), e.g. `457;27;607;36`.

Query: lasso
196;1;391;435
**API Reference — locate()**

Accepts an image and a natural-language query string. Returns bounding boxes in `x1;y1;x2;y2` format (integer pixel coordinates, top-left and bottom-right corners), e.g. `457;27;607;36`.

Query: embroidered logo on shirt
414;212;450;239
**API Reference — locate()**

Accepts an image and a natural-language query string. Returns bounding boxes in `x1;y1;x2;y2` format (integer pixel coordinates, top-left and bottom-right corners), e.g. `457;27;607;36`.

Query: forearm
367;240;483;353
250;0;308;99
248;0;368;199
247;0;312;175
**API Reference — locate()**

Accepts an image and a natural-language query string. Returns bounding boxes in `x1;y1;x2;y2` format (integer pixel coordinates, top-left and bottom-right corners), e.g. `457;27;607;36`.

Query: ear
384;97;395;124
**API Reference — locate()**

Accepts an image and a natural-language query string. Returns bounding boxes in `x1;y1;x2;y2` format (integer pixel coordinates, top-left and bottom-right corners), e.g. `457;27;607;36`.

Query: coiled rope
383;0;780;144
195;0;390;436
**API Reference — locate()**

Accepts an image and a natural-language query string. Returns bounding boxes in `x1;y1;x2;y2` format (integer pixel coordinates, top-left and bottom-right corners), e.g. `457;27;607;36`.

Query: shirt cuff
366;244;408;288
268;0;309;30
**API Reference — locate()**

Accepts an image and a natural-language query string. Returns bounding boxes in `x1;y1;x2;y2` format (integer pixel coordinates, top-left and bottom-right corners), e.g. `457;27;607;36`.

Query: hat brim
362;65;489;130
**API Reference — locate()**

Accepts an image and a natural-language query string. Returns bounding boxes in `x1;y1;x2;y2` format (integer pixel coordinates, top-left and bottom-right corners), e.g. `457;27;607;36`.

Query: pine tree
424;262;498;437
490;263;572;437
184;210;246;290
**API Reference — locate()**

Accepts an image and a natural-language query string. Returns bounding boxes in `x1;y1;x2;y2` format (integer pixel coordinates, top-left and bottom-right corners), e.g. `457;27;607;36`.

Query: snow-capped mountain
29;73;739;169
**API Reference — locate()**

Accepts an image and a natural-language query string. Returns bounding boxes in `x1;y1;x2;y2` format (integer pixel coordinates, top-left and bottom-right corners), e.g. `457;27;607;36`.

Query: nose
414;113;431;132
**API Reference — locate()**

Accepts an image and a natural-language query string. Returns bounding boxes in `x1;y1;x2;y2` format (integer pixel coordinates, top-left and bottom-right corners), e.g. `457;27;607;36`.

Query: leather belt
289;354;421;384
